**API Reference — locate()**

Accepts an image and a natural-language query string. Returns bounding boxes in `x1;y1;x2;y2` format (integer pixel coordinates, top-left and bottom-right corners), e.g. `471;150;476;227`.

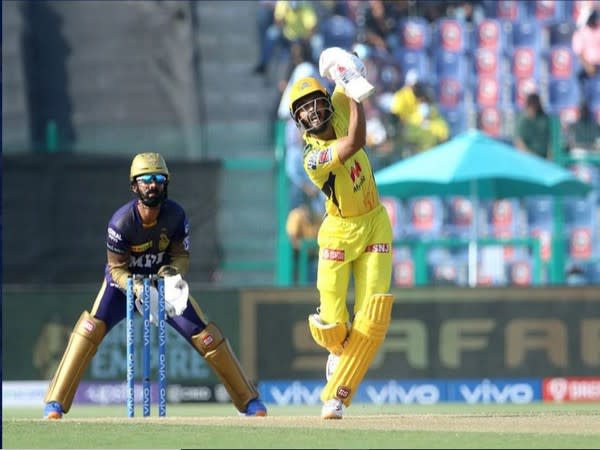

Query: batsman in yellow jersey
288;48;394;419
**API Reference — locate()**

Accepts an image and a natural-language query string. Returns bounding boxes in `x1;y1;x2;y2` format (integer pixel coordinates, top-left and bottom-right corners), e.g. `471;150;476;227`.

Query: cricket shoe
326;352;340;382
321;398;343;419
242;399;267;417
44;401;64;420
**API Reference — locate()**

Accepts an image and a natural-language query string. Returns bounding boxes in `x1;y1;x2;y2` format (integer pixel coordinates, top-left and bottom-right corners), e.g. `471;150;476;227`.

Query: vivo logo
365;381;440;405
459;379;534;404
269;382;323;405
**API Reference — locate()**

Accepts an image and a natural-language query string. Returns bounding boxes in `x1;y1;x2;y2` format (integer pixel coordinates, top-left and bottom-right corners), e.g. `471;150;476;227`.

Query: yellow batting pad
44;311;107;413
320;294;394;406
191;322;259;413
308;314;349;356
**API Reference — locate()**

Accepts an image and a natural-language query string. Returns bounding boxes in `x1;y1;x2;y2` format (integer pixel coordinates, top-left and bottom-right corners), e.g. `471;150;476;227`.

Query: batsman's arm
333;92;366;164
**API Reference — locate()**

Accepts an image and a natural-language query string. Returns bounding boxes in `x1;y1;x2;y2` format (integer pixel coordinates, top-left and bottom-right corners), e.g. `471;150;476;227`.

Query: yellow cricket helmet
130;152;170;182
288;76;329;118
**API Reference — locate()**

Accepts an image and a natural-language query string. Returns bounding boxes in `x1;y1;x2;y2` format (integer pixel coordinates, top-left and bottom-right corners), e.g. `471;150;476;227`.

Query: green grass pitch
3;403;600;449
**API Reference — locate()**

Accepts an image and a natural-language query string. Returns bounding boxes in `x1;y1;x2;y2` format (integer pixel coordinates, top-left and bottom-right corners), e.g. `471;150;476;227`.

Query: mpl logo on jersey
544;377;600;402
448;378;540;404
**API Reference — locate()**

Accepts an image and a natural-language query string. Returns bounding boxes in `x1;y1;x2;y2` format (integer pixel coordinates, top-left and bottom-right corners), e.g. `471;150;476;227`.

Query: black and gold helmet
129;152;170;183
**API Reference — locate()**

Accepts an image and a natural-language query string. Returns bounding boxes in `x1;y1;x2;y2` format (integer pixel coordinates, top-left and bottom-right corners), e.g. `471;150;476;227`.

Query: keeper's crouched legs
320;294;394;407
191;322;265;415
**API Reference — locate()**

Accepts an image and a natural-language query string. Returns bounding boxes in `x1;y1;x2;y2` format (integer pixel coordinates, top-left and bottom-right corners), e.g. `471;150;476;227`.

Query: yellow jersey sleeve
302;87;380;218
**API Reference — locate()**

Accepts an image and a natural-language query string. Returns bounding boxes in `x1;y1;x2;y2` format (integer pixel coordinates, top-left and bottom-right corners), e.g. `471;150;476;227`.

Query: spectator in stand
253;1;278;75
449;0;484;27
253;0;319;76
361;0;408;52
572;8;600;82
421;0;446;23
566;101;600;154
389;69;420;125
514;92;551;159
402;84;449;153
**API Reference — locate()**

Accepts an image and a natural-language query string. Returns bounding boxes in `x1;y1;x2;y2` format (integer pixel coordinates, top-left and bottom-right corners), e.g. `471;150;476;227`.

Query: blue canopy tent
374;129;591;286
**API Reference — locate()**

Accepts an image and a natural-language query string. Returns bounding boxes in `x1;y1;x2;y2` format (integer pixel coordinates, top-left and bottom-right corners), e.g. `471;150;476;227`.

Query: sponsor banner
259;380;324;405
259;378;539;405
2;381;49;406
168;383;232;404
3;286;240;382
447;378;540;404
358;380;445;404
2;380;235;407
75;382;233;405
543;377;600;402
240;288;600;380
75;381;160;405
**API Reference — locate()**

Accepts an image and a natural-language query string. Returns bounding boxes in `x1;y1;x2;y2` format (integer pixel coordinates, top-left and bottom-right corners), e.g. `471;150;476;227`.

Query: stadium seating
391;47;432;85
569;225;595;260
436;77;464;107
475;76;503;108
548;20;577;47
398;17;431;52
510;77;539;111
392;245;415;287
511;46;541;81
381;196;406;241
439;103;469;137
548;77;582;122
524;195;554;228
511;20;543;55
523;195;554;263
570;162;600;188
487;198;522;237
549;45;580;80
432;18;470;54
486;197;528;265
319;14;357;52
482;0;528;22
393;258;415;287
564;195;596;230
477;106;505;137
406;196;445;239
434;49;470;84
527;0;567;25
443;196;474;238
372;55;404;93
507;257;534;286
475;18;509;56
584;260;600;284
473;47;504;81
429;256;468;286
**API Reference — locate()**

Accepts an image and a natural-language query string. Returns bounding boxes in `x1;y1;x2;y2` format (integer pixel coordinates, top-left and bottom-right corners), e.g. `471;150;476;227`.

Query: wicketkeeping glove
163;273;189;317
